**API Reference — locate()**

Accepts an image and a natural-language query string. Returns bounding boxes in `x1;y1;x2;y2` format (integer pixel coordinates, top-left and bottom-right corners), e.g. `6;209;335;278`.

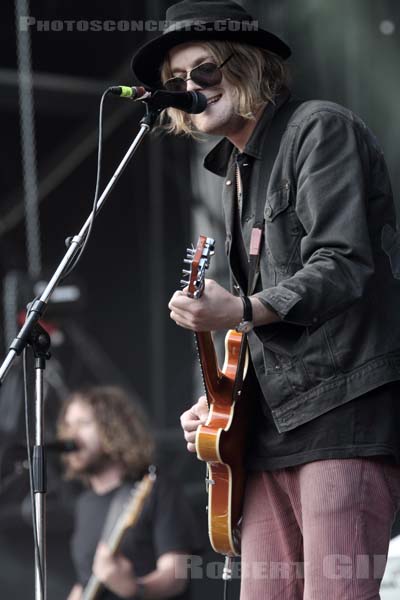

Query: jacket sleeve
255;109;376;327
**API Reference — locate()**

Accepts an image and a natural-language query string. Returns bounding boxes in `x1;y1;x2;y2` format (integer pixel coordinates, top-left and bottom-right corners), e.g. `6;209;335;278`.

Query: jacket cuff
254;287;303;320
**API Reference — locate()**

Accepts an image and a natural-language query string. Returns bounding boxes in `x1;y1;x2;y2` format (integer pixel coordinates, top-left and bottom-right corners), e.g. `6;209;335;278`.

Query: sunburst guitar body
182;235;250;556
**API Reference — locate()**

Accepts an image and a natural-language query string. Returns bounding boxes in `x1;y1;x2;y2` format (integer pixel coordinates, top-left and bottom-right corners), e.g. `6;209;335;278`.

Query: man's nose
186;78;202;92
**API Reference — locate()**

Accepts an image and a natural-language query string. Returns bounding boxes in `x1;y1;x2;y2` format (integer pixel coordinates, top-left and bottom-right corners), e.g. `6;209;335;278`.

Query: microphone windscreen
46;439;79;453
190;92;208;114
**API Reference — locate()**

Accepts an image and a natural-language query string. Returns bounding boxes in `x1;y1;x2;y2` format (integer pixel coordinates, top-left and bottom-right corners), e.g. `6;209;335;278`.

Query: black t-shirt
71;473;201;600
246;371;400;470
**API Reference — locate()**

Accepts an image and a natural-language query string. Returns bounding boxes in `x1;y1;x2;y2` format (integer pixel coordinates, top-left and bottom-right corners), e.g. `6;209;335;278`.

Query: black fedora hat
131;0;291;89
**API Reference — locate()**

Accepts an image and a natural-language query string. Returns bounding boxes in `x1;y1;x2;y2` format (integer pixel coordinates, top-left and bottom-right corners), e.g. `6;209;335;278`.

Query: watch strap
132;582;145;599
241;295;253;322
235;295;254;333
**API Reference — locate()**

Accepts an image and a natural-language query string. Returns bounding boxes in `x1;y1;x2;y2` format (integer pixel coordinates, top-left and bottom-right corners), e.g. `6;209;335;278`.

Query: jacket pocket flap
265;181;291;222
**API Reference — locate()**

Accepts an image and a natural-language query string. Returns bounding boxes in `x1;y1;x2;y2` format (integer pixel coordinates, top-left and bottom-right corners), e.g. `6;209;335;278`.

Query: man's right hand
180;396;209;452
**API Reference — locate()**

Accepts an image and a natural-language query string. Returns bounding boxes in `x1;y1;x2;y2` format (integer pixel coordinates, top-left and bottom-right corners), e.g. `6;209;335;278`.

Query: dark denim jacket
204;92;400;433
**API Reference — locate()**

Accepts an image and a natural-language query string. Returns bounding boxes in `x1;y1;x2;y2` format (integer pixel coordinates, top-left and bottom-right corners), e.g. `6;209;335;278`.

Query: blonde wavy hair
58;386;155;482
160;40;290;136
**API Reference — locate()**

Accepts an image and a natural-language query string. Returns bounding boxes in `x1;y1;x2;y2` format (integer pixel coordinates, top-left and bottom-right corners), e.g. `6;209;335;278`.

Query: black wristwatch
235;295;254;333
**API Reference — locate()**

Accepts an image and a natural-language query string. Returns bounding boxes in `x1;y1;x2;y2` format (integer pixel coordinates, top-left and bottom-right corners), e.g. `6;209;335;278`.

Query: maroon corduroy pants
240;458;400;599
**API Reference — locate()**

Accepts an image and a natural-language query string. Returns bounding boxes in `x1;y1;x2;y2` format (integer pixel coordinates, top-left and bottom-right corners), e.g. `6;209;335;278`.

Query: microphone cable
60;88;109;281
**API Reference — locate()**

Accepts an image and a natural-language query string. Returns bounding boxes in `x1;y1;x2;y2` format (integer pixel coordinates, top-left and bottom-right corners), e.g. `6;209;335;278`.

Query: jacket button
226;180;232;186
266;207;273;217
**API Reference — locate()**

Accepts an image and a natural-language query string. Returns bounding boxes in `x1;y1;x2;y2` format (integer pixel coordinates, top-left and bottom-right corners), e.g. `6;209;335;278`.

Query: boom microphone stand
0;102;161;600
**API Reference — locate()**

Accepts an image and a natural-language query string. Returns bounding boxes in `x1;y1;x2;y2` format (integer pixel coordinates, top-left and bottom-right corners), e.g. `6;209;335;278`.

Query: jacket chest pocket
264;181;303;270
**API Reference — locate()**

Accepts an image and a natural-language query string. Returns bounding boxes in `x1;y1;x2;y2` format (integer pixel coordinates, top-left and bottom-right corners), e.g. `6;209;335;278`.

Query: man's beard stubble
66;450;113;478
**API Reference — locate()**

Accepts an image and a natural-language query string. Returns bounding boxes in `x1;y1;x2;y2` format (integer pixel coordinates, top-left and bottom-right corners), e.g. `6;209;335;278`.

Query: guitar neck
81;527;125;600
195;331;223;397
82;475;154;600
82;574;102;600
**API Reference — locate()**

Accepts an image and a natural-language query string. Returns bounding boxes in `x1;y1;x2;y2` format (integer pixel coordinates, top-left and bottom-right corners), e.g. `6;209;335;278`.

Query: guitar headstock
181;235;215;299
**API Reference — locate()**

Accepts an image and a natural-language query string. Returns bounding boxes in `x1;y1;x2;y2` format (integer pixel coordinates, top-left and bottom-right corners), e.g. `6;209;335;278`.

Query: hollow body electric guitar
82;471;155;600
182;235;249;557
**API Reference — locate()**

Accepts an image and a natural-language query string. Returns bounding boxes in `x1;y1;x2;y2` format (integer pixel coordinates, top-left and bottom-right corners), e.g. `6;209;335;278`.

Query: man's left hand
92;541;138;598
168;279;243;332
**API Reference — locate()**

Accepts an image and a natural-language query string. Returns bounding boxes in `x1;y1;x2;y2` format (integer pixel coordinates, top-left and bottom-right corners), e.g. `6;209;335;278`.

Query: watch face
237;320;253;333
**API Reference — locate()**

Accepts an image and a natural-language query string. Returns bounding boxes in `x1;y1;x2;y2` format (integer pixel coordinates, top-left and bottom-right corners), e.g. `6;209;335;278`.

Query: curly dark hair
58;386;155;481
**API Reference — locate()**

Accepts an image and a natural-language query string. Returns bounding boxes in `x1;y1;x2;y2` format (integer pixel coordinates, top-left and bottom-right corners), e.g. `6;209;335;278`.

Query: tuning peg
180;279;189;287
182;269;191;275
183;258;192;264
206;238;216;254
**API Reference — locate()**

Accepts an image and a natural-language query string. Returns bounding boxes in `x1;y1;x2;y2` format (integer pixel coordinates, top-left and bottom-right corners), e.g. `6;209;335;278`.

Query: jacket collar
203;87;291;177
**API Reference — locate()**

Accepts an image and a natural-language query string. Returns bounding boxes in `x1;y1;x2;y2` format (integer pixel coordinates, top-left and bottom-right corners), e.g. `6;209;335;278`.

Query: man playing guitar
129;0;400;597
59;386;199;600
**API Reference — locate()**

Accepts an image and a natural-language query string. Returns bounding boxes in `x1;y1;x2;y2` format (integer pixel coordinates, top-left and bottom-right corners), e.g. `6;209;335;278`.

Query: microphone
14;439;79;453
109;85;148;99
109;86;208;114
46;439;79;453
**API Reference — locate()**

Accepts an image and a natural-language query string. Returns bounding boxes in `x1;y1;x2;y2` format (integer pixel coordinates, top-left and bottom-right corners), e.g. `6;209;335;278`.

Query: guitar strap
233;99;304;394
246;97;304;297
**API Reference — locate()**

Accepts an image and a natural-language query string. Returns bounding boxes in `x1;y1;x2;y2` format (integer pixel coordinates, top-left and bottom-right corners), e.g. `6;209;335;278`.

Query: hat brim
131;25;291;89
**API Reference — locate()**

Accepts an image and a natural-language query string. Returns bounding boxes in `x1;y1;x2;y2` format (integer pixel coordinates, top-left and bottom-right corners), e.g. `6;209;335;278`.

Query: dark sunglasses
164;54;234;93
